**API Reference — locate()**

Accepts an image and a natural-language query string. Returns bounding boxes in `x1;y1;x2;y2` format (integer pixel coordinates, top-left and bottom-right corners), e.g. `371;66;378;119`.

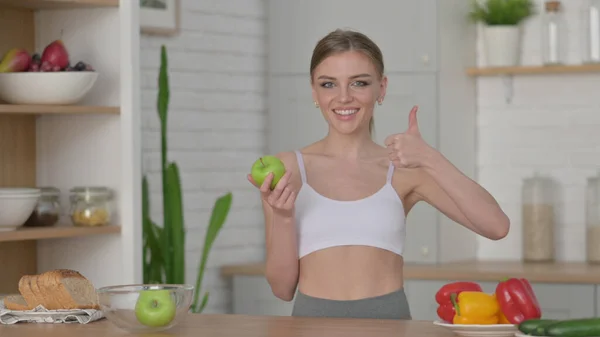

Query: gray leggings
291;288;412;320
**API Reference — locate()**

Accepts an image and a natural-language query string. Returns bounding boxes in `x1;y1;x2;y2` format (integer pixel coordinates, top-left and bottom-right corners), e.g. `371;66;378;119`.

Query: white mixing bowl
0;71;98;105
0;188;41;231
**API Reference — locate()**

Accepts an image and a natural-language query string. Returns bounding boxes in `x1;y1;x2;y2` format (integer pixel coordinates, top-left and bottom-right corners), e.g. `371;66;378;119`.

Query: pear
0;48;31;73
40;40;70;70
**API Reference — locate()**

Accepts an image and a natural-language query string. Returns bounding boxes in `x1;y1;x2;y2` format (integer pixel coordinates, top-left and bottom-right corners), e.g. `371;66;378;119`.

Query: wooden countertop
0;314;456;337
220;260;600;284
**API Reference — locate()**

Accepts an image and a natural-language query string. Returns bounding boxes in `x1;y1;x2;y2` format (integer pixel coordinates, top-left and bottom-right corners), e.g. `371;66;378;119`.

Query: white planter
481;25;522;67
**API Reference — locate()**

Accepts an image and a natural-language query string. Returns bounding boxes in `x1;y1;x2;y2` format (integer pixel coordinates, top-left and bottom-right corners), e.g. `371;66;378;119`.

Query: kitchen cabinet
229;275;598;320
0;0;141;293
266;0;478;263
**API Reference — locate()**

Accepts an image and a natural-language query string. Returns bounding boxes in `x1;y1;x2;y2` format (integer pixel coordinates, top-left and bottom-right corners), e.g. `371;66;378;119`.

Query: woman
247;29;510;320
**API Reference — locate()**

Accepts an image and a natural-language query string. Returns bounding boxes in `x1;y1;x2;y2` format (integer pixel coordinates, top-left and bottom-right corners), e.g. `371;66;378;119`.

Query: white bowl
0;188;41;231
0;72;98;105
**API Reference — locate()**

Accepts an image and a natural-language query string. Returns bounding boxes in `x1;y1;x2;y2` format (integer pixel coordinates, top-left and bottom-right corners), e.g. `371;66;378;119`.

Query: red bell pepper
435;281;483;323
495;278;542;324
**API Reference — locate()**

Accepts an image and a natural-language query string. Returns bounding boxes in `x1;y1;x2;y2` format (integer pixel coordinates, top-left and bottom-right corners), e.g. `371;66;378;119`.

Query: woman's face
311;50;387;136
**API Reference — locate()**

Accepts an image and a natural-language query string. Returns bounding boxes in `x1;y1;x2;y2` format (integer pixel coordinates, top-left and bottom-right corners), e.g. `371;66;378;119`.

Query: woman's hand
384;105;438;170
247;170;296;218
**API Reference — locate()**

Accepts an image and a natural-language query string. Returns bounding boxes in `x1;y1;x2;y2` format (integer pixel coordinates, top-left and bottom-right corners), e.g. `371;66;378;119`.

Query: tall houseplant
142;45;233;314
469;0;535;67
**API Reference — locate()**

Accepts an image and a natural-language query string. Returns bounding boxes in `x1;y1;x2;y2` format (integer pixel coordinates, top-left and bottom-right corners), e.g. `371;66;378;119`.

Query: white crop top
294;150;407;259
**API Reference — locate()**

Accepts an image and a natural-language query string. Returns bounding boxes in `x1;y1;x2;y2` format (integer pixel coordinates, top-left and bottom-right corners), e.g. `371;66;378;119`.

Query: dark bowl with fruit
97;284;195;333
0;40;98;105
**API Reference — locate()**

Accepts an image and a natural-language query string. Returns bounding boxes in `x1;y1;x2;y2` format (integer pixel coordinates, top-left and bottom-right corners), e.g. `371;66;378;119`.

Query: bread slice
29;275;53;309
17;275;39;309
39;269;99;310
3;294;31;311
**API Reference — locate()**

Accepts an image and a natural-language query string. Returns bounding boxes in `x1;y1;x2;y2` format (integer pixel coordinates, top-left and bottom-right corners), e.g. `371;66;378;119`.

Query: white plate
433;320;518;337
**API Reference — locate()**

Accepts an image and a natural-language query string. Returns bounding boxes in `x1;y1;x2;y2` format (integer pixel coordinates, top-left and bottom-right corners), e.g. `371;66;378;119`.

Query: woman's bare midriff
297;245;405;300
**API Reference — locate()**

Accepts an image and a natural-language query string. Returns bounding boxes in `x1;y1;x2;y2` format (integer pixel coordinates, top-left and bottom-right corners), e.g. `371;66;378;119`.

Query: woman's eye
320;82;334;88
352;81;369;87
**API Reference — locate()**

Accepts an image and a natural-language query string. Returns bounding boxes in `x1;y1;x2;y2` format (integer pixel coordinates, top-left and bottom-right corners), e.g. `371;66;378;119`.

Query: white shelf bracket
501;75;514;104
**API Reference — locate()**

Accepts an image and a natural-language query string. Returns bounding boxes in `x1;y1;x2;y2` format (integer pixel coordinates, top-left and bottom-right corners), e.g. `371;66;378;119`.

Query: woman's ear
379;75;388;103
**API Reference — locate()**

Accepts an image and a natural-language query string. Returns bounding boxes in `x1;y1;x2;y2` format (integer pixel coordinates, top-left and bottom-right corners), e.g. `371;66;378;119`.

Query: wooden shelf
467;64;600;76
0;224;121;242
0;104;119;115
0;0;118;10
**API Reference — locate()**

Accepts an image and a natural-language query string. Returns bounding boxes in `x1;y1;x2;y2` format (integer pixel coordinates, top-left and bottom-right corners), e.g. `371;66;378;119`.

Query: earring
378;100;383;106
314;101;319;108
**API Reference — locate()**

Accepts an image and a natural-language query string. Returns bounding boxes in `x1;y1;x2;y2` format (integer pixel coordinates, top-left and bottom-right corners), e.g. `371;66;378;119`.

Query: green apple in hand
251;155;286;190
134;289;177;328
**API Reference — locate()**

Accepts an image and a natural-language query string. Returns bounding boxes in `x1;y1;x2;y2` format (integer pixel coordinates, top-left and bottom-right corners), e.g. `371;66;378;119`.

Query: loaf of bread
3;269;99;311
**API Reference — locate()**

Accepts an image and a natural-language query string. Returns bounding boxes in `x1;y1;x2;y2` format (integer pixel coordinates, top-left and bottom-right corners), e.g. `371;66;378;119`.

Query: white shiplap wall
475;0;600;261
140;0;267;313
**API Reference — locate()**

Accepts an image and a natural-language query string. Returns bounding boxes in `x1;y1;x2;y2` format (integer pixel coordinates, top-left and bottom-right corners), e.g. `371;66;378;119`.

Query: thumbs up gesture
384;105;435;169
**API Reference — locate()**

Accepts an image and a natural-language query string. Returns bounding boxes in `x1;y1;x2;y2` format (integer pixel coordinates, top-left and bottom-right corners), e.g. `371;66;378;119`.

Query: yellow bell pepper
492;293;512;324
451;291;500;325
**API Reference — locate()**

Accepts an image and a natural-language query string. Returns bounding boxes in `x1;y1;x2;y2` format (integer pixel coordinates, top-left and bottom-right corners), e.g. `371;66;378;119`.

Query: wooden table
0;314;455;336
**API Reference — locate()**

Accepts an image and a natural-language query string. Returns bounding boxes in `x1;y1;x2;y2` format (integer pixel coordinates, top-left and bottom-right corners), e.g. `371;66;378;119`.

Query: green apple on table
134;289;177;328
251;155;286;190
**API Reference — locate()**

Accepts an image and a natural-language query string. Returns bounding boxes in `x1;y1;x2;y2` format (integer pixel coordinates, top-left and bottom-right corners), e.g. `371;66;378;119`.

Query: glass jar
23;187;61;227
541;1;567;65
581;0;600;63
69;186;113;227
586;172;600;263
522;173;556;262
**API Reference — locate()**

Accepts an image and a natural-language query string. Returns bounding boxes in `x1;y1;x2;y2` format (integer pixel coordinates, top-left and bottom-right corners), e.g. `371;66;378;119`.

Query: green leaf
468;0;535;25
191;192;232;311
193;292;209;314
157;45;169;127
158;44;173;283
142;175;165;284
166;162;185;284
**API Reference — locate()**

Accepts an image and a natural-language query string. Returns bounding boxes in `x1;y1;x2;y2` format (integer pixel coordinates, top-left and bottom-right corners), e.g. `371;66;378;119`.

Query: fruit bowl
0;71;98;105
97;284;194;333
0;188;41;231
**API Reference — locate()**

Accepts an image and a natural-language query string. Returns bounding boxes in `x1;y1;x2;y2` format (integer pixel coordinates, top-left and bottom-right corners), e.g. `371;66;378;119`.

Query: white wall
475;0;600;261
140;0;267;313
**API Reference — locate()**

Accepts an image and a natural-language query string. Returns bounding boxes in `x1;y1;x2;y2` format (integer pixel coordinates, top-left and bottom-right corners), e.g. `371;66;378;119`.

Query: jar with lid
586;171;600;263
522;173;556;262
541;1;567;65
69;187;113;227
23;187;61;227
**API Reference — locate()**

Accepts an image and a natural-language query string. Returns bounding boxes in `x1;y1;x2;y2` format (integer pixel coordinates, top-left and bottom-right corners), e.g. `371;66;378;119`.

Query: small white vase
482;25;522;67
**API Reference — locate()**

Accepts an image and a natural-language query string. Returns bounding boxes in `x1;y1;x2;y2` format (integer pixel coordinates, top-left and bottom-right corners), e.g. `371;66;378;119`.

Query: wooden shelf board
467;64;600;76
0;105;119;115
0;224;121;242
0;0;118;10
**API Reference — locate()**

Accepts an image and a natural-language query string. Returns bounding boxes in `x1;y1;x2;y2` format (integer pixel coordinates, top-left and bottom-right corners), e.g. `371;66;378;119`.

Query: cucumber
519;319;558;335
544;318;600;337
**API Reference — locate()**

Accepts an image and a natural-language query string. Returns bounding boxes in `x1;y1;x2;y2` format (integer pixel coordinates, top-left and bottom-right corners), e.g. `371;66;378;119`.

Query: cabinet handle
421;246;429;256
421;54;430;65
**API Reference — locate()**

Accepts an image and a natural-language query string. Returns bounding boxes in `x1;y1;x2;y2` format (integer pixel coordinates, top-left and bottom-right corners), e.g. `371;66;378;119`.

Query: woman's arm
412;152;510;240
385;105;509;240
262;200;299;301
250;151;300;301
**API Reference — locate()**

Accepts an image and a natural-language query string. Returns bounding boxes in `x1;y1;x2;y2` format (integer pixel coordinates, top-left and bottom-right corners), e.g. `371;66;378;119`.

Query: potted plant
141;45;233;314
469;0;536;67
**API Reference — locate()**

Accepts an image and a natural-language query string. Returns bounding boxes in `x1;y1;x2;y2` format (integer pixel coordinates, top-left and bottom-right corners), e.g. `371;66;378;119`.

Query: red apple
0;48;31;72
40;40;69;69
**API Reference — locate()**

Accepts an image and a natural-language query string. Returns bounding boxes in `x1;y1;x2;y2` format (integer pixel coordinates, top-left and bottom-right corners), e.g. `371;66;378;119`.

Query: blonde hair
309;29;384;137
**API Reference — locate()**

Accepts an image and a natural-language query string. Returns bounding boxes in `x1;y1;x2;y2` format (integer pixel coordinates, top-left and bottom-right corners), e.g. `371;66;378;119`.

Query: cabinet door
267;0;438;74
374;73;439;263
